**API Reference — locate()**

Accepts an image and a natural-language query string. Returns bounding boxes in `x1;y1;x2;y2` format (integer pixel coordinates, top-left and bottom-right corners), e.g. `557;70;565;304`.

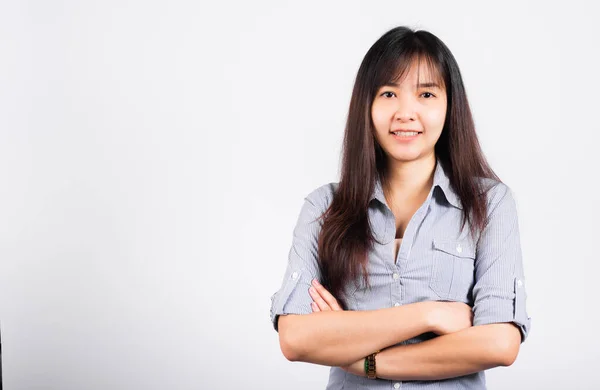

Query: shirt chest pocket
429;239;476;302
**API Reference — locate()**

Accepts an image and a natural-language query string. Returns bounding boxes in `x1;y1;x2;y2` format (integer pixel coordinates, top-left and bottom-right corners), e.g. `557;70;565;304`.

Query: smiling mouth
390;130;422;137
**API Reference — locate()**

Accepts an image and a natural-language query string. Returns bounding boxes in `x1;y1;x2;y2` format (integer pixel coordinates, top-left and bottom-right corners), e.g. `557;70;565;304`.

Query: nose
394;97;416;122
394;109;415;122
395;113;415;122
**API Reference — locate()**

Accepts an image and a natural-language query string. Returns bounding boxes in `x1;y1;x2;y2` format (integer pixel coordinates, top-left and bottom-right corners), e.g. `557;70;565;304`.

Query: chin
388;151;423;163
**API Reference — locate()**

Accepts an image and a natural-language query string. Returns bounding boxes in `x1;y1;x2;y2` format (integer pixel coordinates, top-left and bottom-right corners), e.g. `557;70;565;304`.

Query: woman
269;26;531;389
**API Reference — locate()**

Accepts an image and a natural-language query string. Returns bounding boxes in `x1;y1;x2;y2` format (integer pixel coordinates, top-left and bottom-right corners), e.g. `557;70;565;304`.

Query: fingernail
309;287;316;293
312;279;320;286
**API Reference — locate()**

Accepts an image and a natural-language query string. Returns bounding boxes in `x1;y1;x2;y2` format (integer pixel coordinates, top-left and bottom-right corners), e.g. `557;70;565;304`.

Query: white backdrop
1;1;598;389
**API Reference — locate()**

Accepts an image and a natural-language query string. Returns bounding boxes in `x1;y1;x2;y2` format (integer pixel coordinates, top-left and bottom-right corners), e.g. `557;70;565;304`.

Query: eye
380;91;396;98
420;92;436;99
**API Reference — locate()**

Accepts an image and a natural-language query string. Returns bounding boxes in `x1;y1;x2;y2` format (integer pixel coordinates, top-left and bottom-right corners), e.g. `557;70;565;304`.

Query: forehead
389;57;445;88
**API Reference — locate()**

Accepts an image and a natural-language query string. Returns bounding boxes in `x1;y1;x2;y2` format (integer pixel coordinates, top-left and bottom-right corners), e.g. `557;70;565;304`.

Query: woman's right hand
424;301;474;335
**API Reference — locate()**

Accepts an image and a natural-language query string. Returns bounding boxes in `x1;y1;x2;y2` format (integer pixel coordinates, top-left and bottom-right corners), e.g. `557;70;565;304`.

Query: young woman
269;26;531;389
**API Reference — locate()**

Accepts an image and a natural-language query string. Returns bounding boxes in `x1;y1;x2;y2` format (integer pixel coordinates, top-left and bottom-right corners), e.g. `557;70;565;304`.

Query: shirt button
394;383;400;389
517;279;523;287
393;273;399;280
291;272;298;280
456;245;462;253
394;302;400;307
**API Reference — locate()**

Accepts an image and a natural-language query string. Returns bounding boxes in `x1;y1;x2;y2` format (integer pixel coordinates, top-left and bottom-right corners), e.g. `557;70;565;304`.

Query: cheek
423;106;447;128
371;105;383;121
371;107;389;131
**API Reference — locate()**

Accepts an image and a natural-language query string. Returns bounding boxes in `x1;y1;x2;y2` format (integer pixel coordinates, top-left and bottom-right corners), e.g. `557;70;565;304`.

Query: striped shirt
270;159;531;389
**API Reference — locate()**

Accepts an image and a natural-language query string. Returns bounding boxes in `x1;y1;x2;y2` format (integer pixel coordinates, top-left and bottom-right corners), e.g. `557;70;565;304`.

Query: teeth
393;131;419;137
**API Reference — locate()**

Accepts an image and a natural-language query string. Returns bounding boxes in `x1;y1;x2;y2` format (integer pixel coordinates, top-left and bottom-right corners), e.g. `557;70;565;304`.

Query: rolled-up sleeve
472;183;531;342
269;192;326;332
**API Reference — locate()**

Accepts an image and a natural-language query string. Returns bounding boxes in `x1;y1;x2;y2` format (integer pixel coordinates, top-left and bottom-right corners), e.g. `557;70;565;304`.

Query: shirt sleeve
269;193;325;332
472;183;532;343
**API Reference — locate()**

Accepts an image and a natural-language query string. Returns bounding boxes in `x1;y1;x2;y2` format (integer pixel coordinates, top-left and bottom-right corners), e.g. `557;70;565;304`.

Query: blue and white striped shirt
270;160;531;389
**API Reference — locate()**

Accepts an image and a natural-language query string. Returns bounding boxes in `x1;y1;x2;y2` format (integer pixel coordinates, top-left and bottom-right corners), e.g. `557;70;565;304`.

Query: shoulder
292;182;338;227
478;178;517;216
304;182;339;213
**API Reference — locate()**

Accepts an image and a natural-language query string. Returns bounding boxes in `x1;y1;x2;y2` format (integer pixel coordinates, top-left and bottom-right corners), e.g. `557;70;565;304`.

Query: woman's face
371;61;448;164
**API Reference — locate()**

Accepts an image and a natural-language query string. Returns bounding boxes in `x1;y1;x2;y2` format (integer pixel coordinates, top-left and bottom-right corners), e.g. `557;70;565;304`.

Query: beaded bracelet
364;350;380;379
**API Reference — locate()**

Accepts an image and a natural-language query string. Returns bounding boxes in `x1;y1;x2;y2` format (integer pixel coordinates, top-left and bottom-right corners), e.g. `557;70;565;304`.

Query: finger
311;302;320;313
309;286;332;311
312;280;343;311
311;285;340;311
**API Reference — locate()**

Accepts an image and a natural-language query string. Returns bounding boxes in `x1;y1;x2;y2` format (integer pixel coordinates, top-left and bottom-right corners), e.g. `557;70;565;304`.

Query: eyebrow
382;82;442;89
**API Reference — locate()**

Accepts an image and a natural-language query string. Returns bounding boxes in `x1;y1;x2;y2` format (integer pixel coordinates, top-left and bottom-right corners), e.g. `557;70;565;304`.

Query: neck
383;154;436;206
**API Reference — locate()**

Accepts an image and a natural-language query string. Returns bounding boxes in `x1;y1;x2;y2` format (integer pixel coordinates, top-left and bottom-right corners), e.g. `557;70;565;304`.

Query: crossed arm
276;185;528;380
277;279;521;381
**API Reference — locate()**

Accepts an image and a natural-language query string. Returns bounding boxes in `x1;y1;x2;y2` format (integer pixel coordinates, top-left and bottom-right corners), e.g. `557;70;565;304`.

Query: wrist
365;350;380;379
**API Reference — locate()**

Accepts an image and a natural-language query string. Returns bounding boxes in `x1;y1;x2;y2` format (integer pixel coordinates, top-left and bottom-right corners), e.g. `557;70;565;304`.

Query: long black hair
317;26;499;308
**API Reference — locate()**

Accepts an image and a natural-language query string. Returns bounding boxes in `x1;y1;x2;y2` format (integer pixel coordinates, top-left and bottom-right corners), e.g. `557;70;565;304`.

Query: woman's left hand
309;279;344;312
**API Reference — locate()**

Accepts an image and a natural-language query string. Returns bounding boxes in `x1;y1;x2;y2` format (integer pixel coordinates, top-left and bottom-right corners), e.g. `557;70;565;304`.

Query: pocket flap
432;239;476;259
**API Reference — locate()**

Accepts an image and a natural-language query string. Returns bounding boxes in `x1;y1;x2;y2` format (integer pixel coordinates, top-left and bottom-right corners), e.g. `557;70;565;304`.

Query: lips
390;129;422;141
390;129;423;134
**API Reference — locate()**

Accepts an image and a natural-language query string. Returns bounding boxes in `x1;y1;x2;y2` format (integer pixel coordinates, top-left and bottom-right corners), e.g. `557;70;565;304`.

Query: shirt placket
389;194;434;307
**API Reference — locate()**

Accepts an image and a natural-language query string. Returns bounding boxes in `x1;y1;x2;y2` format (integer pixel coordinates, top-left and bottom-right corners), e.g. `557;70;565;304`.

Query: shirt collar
370;159;463;210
